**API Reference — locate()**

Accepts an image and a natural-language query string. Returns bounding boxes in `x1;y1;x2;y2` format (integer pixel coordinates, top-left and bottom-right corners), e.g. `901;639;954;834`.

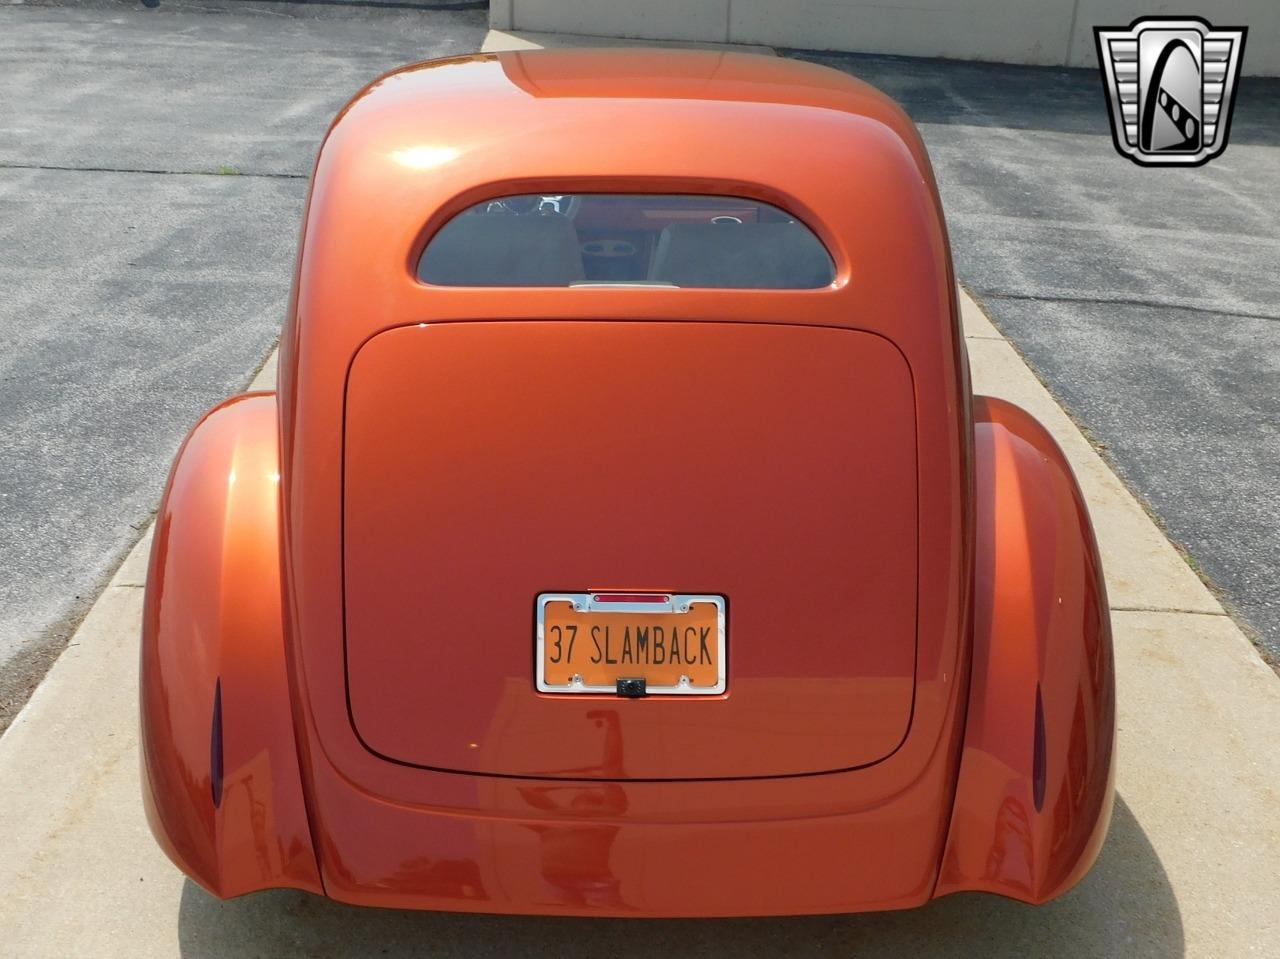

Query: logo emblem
1095;16;1247;166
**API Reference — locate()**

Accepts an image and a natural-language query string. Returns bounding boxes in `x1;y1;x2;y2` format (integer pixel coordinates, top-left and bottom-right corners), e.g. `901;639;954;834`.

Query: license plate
536;592;726;695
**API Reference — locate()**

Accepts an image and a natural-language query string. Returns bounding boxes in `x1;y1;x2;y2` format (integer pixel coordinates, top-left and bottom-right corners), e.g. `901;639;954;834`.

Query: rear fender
935;396;1115;903
140;393;322;898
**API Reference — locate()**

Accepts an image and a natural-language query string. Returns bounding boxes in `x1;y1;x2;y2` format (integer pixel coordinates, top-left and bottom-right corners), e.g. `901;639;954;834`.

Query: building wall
490;0;1278;76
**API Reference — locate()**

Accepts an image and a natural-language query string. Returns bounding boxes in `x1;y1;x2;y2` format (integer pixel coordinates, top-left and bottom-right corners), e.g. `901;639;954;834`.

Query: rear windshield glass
417;194;835;289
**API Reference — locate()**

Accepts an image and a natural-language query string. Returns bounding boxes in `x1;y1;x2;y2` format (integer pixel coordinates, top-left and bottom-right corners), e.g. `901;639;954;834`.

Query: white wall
492;0;1278;76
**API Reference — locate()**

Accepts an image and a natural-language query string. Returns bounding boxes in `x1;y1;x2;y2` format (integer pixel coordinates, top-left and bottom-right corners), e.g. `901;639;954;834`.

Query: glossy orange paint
343;320;919;779
140;49;1114;914
936;396;1115;903
140;393;321;899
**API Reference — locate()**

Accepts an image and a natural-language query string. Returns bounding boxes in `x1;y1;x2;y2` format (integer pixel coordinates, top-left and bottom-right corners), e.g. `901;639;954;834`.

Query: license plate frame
536;592;726;695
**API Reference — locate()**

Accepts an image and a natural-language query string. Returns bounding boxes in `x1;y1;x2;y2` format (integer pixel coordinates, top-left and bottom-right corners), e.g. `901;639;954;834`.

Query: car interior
417;193;836;289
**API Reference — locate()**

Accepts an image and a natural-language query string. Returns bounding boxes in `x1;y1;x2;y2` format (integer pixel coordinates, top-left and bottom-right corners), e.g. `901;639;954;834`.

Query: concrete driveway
0;0;488;726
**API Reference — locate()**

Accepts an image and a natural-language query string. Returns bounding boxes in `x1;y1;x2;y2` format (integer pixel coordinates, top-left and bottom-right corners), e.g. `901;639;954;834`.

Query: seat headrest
419;213;585;286
648;221;834;289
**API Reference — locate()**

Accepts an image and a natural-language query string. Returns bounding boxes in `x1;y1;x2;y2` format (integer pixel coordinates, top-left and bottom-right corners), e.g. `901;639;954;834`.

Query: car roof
322;49;932;194
293;48;955;373
372;48;913;123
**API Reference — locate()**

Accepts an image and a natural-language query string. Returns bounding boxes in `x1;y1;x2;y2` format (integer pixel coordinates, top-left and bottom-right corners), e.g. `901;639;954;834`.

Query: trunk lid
343;320;917;780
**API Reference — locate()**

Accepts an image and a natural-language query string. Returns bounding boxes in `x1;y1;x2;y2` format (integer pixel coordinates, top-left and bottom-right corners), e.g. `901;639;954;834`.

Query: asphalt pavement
793;50;1280;658
0;0;489;726
1;10;1278;956
1;3;1278;725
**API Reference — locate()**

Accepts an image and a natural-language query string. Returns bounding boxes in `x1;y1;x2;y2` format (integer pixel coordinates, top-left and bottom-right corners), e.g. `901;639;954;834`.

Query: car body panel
140;393;322;900
343;320;918;779
140;391;1109;913
139;48;1115;914
279;47;970;824
937;396;1115;903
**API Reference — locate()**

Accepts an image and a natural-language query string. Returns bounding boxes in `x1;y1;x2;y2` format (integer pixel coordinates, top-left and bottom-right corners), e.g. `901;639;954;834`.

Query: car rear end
239;50;978;914
142;50;1115;916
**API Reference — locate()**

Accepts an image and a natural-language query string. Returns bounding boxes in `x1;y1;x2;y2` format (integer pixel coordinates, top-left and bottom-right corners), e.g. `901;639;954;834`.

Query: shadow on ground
176;796;1180;957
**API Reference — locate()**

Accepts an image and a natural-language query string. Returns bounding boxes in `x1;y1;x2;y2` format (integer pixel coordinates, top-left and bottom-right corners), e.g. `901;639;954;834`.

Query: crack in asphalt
977;289;1280;324
223;0;489;9
0;162;308;180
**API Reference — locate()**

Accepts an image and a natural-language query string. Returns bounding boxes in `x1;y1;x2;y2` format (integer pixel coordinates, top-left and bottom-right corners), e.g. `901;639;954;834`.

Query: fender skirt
935;395;1116;903
140;392;322;898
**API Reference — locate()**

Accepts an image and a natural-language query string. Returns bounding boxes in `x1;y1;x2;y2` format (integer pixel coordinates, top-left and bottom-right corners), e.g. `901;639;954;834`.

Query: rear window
417;194;835;289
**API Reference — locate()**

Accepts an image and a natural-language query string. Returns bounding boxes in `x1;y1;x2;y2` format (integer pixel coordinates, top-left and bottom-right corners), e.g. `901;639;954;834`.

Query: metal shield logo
1095;16;1247;167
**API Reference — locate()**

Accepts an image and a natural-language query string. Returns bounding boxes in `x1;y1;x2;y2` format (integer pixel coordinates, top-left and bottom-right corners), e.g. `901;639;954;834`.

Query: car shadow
175;795;1182;957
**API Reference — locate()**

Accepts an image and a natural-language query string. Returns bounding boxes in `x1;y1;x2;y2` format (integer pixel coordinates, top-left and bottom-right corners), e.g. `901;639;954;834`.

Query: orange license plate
536;592;726;695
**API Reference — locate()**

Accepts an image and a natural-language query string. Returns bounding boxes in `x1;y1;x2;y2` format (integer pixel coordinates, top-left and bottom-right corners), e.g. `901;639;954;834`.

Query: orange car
140;49;1114;916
